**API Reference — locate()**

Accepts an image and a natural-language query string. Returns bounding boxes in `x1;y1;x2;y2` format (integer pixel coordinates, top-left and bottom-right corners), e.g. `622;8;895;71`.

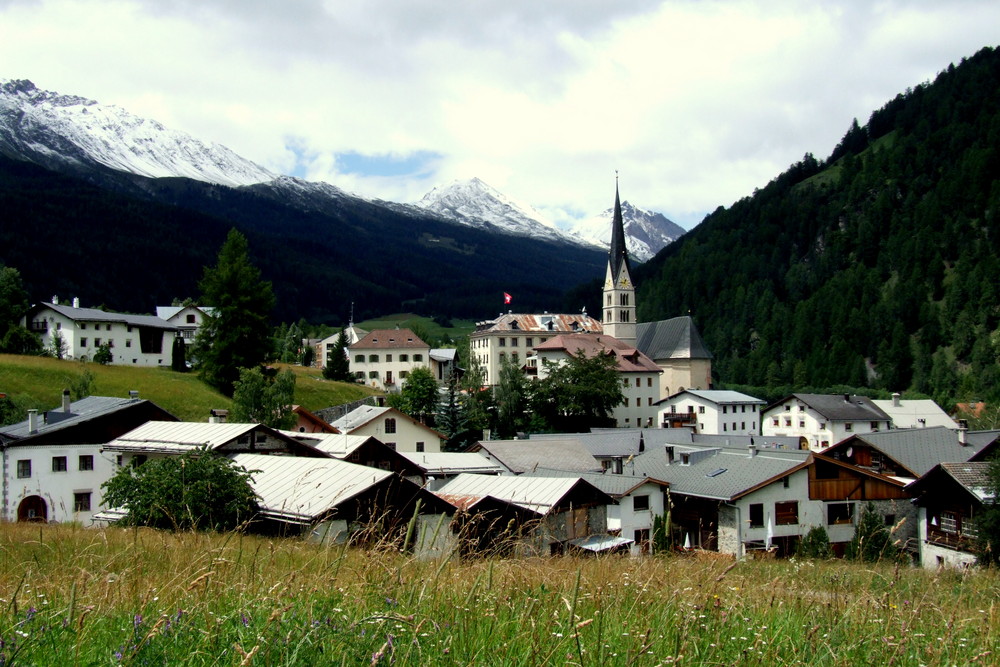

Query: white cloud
1;0;998;229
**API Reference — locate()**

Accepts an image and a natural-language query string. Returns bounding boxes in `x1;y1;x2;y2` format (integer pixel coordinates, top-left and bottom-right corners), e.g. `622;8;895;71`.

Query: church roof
608;184;631;281
635;316;713;361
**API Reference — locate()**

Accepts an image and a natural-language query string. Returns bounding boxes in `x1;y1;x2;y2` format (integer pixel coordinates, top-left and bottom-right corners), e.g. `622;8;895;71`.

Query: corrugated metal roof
104;421;263;453
331;405;391;432
472;313;603;334
436;474;589;514
281;432;372;457
769;393;890;422
399;452;505;475
872;399;958;429
569;534;634;552
230;453;393;522
29;302;177;329
664;389;766;405
477;438;602;473
1;395;148;441
526;467;668;497
635;316;713;361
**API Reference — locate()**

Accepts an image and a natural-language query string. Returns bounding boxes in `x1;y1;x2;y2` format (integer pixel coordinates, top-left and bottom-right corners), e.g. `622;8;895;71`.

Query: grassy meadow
0;355;378;422
0;523;997;666
354;313;476;344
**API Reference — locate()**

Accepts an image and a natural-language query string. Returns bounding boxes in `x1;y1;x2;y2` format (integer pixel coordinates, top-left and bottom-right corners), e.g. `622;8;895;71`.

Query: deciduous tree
231;366;296;429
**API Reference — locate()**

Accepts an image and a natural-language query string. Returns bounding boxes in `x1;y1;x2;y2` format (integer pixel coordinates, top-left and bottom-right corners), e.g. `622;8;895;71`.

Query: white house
533;333;662;428
24;300;178;366
470;312;602;385
349;328;431;390
761;393;892;451
872;393;959;430
655;389;766;436
155;304;215;347
314;324;369;370
330;405;444;453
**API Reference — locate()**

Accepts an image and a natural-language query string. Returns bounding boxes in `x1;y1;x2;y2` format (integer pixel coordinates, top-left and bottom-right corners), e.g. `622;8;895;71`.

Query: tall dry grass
0;522;997;665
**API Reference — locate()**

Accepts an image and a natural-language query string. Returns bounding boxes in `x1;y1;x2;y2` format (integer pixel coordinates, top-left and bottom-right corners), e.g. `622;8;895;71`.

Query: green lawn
355;313;476;344
0;355;378;423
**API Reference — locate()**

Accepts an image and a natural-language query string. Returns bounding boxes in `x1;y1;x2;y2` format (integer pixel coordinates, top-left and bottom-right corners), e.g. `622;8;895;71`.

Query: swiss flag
503;292;512;304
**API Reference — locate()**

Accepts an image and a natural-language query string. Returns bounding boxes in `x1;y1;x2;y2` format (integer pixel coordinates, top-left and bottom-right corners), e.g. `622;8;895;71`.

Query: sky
1;1;998;230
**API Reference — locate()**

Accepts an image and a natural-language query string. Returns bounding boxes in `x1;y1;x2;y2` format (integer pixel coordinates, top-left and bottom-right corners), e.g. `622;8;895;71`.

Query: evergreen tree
975;455;1000;566
231;366;296;429
845;502;901;563
459;352;491;442
437;370;469;451
796;526;833;559
492;358;531;439
0;265;29;340
323;329;353;381
171;336;188;372
194;229;276;395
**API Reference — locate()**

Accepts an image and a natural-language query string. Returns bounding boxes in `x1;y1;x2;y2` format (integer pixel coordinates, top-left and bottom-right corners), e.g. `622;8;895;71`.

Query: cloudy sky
1;1;998;229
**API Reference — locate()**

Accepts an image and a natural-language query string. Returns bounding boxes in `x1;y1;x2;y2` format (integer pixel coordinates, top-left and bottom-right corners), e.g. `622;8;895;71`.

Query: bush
101;448;259;531
796;525;833;559
845;502;903;563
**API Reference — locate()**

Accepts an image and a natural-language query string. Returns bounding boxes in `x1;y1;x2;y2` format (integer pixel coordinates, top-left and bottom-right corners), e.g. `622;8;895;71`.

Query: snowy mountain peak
567;200;686;262
0;78;276;187
415;178;591;246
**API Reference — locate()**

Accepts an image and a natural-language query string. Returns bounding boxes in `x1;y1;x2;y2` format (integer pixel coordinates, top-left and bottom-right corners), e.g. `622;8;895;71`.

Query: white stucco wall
657;395;761;435
29;308;175;367
350;416;443;453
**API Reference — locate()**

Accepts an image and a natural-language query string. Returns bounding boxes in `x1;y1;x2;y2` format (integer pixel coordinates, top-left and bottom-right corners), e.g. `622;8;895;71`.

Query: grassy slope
0;523;996;665
355;312;476;343
0;355;377;422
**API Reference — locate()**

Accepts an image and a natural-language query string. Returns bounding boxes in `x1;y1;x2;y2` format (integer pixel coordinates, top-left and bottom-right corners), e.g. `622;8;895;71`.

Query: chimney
72;297;80;308
209;409;229;424
52;295;59;305
638;432;645;453
128;390;139;400
958;419;969;446
892;392;901;408
843;393;851;403
28;409;39;434
62;388;71;413
665;445;674;464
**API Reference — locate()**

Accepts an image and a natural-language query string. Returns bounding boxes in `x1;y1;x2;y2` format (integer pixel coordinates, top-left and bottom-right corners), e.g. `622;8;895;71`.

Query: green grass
355;313;476;344
0;523;997;665
0;355;378;422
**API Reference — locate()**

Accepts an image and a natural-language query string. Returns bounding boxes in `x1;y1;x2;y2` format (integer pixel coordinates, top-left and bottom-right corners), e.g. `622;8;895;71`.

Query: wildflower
134;614;143;629
241;614;250;627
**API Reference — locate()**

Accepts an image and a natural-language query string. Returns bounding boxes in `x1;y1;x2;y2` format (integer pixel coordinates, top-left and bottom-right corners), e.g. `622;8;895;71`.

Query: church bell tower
602;176;636;345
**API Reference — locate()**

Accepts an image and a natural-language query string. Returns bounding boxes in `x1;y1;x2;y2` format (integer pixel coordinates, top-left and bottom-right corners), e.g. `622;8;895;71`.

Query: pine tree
845;502;901;563
171;335;188;372
194;229;276;395
437;370;469;451
323;329;352;381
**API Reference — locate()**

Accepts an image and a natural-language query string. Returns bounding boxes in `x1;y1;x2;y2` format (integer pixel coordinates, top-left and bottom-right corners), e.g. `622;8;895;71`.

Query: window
525;338;533;347
723;405;728;414
125;339;131;348
186;314;196;323
799;420;805;428
52;456;68;472
511;338;518;347
413;354;423;362
647;377;652;387
74;492;92;512
699;406;705;414
782;475;790;488
798;405;805;412
772;418;779;427
844;422;853;432
80;337;88;347
384;418;397;434
870;421;880;430
416;442;425;452
635;378;640;387
636;398;641;407
16;459;30;478
633;495;650;511
384;442;397;451
827;502;854;525
400;354;409;362
749;503;764;528
386;354;393;362
940;511;958;534
498;338;506;347
400;370;409;379
784;417;791;427
80;323;87;330
94;337;102;346
368;371;378;379
368;354;379;362
775;501;799;525
79;455;94;471
106;324;112;331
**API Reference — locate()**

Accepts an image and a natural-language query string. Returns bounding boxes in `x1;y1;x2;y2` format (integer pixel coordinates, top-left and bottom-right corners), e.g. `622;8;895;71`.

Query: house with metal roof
436;473;619;556
872;393;959;430
761;393;892;451
907;462;994;569
330;404;443;453
470;437;602;475
655;389;766;436
23;299;178;366
0;390;177;524
397;451;505;490
282;431;426;479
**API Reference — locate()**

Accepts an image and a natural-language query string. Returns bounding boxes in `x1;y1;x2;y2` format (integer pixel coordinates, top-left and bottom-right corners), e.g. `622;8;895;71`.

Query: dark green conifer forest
636;46;1000;407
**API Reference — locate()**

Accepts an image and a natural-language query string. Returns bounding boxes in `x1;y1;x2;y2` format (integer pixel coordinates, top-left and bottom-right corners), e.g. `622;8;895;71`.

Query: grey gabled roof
436;474;613;514
848;427;986;478
635;316;713;361
628;443;810;501
475;438;602;474
525;467;669;497
768;393;891;422
662;389;765;405
28;302;177;330
1;395;149;442
331;405;391;432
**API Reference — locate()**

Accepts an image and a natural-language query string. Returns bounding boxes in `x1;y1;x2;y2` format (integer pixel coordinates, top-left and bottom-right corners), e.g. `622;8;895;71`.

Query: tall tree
437;369;469;451
322;329;353;382
194;229;276;395
231;366;296;429
533;350;625;432
398;366;439;425
0;265;30;339
975;455;1000;565
492;358;531;439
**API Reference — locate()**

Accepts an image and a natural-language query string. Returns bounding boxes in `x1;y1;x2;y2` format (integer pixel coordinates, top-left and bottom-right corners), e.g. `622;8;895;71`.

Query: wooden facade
808;455;909;501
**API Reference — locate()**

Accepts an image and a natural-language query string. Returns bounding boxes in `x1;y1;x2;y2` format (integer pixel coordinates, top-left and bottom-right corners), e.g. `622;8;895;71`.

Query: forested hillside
636;46;1000;407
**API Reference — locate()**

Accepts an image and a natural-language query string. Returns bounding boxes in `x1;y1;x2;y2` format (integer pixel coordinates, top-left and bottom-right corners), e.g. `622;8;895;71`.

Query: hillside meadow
0;354;378;423
0;523;997;665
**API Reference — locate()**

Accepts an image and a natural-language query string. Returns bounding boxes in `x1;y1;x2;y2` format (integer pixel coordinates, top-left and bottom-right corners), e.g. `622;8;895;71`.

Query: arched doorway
17;496;48;522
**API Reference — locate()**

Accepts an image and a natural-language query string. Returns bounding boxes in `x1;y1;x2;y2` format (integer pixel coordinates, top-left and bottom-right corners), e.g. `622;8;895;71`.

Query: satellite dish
846;446;854;457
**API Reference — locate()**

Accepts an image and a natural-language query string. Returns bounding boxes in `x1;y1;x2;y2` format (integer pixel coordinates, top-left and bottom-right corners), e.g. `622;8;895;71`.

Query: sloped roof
27;302;176;330
661;389;766;405
155;305;215;321
908;461;995;504
635;316;713;361
399;452;505;475
629;444;810;501
534;333;660;373
229;453;394;523
429;348;457;363
350;328;428;349
475;438;602;473
472;313;603;334
768;393;891;422
0;395;162;442
281;432;374;458
103;421;308;455
842;426;986;478
331;405;392;432
608;184;631;282
436;474;612;514
532;430;647;458
871;399;958;429
526;467;669;497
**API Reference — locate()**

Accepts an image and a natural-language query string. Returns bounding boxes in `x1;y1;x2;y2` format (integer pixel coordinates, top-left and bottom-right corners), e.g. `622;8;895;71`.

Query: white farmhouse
349;328;431;390
761;393;892;451
655;389;766;435
331;404;444;453
872;393;959;430
155;304;215;348
24;300;178;366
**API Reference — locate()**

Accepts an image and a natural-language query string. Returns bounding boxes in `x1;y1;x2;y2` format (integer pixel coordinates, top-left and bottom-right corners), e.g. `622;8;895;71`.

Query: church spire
609;172;631;281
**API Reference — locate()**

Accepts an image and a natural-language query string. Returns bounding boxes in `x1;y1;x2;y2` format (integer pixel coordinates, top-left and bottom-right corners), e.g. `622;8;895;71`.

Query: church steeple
602;174;636;346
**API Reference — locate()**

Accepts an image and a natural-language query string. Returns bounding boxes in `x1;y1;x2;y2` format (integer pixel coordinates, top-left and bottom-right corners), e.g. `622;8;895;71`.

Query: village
2;187;994;571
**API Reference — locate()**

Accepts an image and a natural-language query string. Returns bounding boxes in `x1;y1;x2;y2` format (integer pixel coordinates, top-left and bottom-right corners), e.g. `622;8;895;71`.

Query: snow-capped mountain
0;79;275;187
414;177;592;247
567;201;686;262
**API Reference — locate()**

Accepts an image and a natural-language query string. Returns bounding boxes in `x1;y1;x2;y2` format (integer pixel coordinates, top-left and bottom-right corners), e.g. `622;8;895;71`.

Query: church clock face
604;279;613;289
619;278;631;288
